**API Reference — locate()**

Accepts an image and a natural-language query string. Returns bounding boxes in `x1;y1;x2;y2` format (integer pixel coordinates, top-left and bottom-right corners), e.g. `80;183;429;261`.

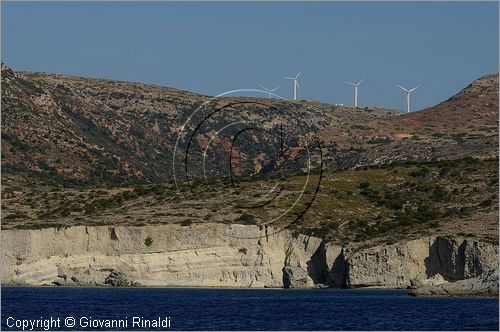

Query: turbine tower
345;79;364;107
285;71;301;100
397;84;420;113
259;85;279;99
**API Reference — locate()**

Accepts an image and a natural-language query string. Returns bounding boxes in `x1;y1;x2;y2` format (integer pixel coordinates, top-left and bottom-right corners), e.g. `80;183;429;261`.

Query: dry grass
2;158;497;247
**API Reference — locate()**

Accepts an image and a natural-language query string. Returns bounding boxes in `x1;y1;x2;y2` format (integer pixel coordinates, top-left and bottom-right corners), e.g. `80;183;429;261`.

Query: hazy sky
2;2;498;111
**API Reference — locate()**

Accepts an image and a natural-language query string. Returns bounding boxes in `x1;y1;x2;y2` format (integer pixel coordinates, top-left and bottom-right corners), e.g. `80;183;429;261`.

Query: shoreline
2;224;498;296
2;284;498;298
3;285;498;299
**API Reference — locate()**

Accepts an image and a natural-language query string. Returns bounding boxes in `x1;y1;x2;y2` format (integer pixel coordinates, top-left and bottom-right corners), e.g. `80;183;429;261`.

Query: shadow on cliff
306;241;329;284
425;236;469;282
306;242;347;288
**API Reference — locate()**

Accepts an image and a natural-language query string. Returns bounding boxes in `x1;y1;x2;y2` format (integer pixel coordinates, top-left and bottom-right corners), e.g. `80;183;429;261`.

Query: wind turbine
345;79;364;107
397;84;420;113
259;85;279;99
285;71;301;100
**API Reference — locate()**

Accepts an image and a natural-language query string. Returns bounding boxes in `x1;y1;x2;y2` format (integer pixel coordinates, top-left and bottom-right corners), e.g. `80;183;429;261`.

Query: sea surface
1;287;498;331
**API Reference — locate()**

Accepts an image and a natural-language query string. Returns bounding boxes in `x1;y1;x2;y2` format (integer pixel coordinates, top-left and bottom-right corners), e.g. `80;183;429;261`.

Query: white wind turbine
397;84;420;113
259;85;279;99
285;71;301;100
345;79;364;107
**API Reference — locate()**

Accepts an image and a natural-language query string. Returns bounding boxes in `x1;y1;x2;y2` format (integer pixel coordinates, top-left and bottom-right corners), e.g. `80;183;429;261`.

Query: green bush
364;226;379;237
431;186;448;200
360;187;380;201
359;181;371;189
410;167;432;178
237;213;257;225
414;205;439;222
395;211;414;226
357;217;369;228
378;220;399;232
303;226;330;238
180;219;193;226
480;199;492;207
382;192;404;210
144;236;153;247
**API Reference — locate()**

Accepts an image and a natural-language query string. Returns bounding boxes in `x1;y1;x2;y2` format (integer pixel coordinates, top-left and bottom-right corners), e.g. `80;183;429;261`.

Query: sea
1;287;498;331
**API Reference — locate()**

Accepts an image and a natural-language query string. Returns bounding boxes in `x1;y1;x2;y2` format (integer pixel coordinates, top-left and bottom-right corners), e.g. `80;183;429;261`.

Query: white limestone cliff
1;224;498;290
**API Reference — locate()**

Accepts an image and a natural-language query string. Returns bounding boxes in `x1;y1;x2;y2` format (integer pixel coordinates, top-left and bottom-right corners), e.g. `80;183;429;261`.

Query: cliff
409;269;499;297
1;224;322;287
344;236;499;288
2;224;497;289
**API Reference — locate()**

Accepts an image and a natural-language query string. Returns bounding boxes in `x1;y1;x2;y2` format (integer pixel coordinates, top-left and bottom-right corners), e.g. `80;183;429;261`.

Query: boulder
410;273;447;289
409;269;498;297
104;271;132;287
282;266;314;288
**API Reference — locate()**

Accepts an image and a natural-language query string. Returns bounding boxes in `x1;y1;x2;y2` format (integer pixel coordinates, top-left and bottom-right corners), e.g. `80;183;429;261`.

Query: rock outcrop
1;224;323;288
1;224;498;290
282;266;314;288
409;269;499;297
104;271;133;287
410;273;447;289
342;236;499;289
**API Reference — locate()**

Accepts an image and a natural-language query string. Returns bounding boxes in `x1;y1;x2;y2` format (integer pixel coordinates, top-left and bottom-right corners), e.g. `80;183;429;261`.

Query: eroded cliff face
344;237;499;288
1;224;323;287
1;224;498;288
409;268;499;297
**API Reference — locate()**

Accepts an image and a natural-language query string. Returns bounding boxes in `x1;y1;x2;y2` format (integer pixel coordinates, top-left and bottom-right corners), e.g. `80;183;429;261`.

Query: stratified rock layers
1;224;498;289
344;236;499;288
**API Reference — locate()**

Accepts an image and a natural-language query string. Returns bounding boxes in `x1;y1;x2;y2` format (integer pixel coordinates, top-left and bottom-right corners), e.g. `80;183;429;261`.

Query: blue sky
2;2;498;111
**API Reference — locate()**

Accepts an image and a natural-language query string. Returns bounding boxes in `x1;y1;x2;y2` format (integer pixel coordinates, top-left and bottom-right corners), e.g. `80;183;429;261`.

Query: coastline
2;223;498;296
2;285;498;300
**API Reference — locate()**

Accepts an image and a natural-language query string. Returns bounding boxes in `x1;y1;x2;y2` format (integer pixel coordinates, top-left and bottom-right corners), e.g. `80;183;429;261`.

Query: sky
1;1;499;112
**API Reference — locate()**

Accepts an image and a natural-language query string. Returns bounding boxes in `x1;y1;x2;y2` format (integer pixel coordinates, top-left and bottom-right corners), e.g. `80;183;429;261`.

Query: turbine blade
259;85;270;91
295;70;302;79
397;85;409;92
296;80;300;90
346;82;355;86
270;86;279;92
285;77;294;80
357;78;365;85
409;85;420;92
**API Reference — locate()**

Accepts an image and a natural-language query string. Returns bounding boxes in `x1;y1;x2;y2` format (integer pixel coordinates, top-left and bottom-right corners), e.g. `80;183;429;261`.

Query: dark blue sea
1;287;498;331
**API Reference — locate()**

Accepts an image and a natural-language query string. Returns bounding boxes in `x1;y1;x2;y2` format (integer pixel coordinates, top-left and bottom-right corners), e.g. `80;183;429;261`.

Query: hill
2;64;497;190
321;74;498;167
1;65;498;243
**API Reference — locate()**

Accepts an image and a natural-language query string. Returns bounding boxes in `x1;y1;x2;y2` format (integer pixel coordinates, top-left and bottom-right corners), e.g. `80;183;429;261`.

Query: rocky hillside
2;64;498;189
321;74;499;166
0;63;391;188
